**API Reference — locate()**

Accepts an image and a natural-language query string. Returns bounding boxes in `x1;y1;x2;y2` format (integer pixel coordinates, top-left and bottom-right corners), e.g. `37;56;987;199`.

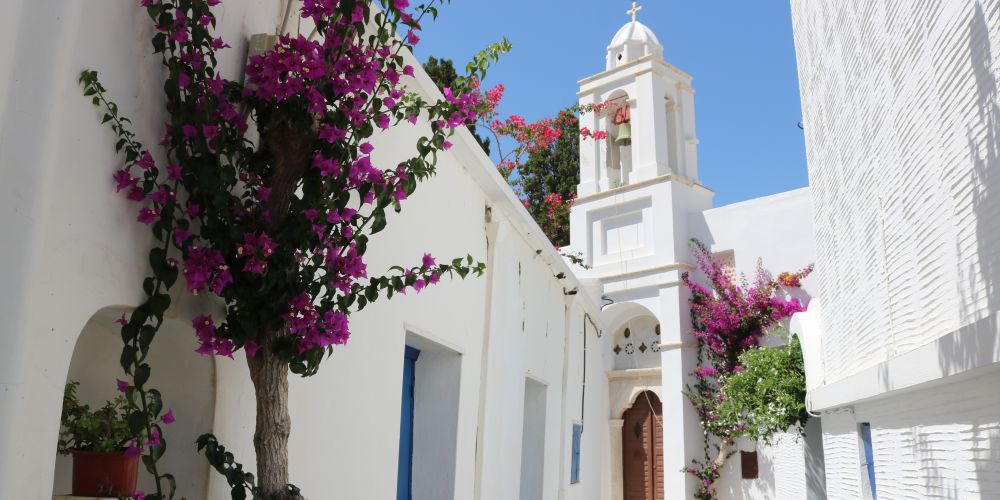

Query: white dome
606;21;663;70
609;20;662;49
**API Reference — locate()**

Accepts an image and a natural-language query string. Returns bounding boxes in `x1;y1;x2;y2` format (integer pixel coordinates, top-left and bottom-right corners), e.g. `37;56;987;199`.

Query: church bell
615;123;632;147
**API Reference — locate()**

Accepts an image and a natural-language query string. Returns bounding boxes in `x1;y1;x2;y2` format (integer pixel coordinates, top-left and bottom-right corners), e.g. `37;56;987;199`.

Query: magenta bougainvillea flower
87;0;494;496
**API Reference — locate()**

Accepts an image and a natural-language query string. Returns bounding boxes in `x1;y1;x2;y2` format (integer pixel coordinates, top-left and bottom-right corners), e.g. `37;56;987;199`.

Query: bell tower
576;14;700;198
569;7;711;268
567;5;713;499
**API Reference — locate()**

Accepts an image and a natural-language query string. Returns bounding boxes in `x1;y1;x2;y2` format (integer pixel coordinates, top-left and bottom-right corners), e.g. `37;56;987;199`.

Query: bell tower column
632;72;673;182
578;93;603;198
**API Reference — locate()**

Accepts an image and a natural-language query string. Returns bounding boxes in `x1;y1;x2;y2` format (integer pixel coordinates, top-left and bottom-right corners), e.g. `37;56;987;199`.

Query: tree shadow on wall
961;4;1000;326
933;8;1000;500
940;1;1000;395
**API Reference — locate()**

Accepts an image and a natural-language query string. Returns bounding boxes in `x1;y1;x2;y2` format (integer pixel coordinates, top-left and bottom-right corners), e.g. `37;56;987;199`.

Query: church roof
609;20;662;50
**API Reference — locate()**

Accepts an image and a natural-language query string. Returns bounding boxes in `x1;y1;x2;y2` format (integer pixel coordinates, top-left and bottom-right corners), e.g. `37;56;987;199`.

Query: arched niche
604;90;633;188
51;305;216;498
601;302;661;371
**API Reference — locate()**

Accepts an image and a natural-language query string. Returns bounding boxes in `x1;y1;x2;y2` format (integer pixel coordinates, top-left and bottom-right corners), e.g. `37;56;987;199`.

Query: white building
791;0;1000;498
0;2;817;499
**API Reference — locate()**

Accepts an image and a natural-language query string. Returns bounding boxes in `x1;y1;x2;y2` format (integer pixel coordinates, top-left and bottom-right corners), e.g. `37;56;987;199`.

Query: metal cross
627;1;643;22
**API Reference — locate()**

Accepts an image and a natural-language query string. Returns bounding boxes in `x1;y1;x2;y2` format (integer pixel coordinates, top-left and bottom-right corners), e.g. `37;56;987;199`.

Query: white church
0;1;997;499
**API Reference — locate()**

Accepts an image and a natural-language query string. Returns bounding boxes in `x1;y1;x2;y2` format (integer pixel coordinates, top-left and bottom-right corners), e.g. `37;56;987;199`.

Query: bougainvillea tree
680;239;812;499
479;88;609;247
81;1;502;498
422;55;614;248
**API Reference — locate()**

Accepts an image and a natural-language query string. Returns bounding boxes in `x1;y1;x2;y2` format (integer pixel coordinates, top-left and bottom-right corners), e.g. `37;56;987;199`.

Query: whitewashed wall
792;0;1000;497
0;2;611;500
696;187;816;280
817;368;1000;499
791;0;1000;386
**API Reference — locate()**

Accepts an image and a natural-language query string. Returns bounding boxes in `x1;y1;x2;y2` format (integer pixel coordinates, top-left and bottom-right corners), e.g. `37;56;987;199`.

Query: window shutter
741;451;759;480
570;424;582;484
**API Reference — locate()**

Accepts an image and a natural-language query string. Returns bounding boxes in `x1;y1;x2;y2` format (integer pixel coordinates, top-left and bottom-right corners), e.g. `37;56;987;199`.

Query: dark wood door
622;391;663;500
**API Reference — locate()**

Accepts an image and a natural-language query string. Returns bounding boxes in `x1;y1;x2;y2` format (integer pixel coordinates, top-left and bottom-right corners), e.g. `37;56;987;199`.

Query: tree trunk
247;328;302;500
709;438;735;491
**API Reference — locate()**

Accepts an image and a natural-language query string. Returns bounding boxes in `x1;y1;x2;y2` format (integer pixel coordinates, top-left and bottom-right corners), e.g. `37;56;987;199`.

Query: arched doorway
622;391;663;500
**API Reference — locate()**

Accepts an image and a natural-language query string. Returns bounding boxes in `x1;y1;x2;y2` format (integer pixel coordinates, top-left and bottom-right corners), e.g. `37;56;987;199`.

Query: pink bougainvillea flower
422;253;435;268
146;427;162;447
166;163;182;181
161;409;175;425
137;207;158;225
123;443;141;459
116;379;130;393
116;313;128;327
202;124;219;142
244;341;260;358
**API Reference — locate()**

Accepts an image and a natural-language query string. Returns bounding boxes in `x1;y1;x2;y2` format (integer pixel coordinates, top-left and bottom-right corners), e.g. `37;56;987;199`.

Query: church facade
0;3;820;500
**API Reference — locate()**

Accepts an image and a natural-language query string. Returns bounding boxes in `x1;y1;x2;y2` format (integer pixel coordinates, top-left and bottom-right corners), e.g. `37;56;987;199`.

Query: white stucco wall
0;3;612;500
791;0;1000;387
818;367;1000;499
792;0;1000;497
696;187;816;280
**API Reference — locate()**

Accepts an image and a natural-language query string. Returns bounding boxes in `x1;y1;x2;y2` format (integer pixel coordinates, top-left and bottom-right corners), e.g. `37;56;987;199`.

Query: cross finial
627;1;643;22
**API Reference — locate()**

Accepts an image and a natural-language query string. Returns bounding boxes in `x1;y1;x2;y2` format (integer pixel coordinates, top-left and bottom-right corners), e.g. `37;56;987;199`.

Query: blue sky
413;1;809;206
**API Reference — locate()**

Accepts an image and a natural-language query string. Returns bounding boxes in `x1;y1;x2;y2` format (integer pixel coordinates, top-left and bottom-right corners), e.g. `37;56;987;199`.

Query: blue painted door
397;346;420;500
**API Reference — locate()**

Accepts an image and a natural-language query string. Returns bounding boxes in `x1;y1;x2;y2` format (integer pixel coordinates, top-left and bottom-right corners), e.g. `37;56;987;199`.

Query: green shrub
715;336;809;445
57;380;132;454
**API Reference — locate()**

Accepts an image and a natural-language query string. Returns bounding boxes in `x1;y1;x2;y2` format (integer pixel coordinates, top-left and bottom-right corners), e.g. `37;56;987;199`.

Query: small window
570;423;583;484
741;451;759;479
859;422;877;499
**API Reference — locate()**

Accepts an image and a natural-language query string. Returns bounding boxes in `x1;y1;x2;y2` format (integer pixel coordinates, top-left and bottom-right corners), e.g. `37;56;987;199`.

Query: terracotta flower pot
71;449;139;497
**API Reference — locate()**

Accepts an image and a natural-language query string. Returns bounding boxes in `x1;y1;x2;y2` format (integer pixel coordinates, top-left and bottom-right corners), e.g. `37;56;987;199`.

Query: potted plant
58;380;139;497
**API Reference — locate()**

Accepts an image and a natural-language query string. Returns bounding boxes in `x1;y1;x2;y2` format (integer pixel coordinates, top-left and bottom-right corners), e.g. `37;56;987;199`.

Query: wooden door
622;391;663;500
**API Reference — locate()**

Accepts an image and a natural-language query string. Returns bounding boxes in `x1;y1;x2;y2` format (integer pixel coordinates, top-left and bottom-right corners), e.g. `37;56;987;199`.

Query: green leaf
138;325;156;355
149;247;168;278
120;345;137;372
148;293;171;318
371;209;387;233
127;410;147;435
134;363;151;387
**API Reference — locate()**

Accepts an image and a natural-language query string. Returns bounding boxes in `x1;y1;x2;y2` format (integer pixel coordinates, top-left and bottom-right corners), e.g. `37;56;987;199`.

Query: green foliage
423;56;492;154
714;336;809;445
519;109;580;246
58;381;133;454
